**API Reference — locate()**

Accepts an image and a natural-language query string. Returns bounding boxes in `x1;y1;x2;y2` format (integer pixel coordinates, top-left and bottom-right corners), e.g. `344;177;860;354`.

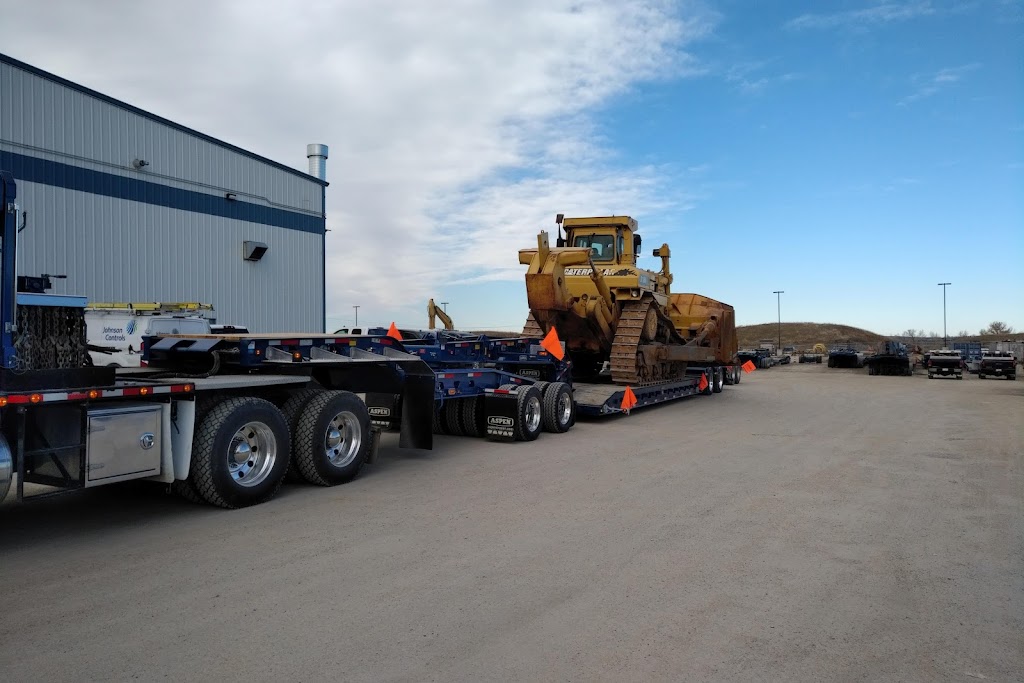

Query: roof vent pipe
306;144;328;181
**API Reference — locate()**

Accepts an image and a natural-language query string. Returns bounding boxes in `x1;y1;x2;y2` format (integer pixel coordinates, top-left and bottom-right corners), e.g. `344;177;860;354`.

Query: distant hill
737;322;886;351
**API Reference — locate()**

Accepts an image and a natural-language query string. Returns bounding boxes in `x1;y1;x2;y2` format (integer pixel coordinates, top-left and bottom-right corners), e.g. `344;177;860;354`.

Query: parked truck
518;215;742;411
977;352;1016;380
0;170;449;509
85;301;214;367
865;341;913;376
925;348;963;380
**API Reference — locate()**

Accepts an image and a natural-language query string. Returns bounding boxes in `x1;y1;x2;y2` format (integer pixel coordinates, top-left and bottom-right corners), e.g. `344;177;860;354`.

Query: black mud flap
484;392;518;442
397;372;434;450
364;392;401;432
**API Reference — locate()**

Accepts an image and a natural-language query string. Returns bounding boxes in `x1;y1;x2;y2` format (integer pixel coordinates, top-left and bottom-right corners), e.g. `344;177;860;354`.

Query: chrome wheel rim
557;391;572;425
524;396;542;432
228;422;277;487
325;411;361;468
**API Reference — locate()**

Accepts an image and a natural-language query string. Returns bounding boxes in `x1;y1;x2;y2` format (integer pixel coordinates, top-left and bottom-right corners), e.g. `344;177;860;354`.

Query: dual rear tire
178;389;371;508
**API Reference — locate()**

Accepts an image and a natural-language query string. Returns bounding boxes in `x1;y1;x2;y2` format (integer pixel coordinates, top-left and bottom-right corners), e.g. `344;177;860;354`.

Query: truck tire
514;385;543;442
280;387;325;482
294;391;371;486
443;400;465;437
712;367;724;393
541;381;574;433
724;366;735;384
171;477;205;504
189;397;291;508
734;366;742;383
461;396;483;437
432;405;445;434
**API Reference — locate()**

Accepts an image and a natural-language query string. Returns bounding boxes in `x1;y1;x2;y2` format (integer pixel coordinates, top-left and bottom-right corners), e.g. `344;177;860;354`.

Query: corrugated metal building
0;53;327;332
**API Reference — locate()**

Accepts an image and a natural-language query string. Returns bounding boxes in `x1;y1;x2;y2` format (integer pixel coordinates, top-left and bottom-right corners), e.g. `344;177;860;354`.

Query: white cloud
786;1;936;30
898;63;980;105
1;0;716;329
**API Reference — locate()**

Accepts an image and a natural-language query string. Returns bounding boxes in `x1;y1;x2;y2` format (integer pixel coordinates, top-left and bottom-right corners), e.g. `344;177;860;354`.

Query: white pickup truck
87;310;212;367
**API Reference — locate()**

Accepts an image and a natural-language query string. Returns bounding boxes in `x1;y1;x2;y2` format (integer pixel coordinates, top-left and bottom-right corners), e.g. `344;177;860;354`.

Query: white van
85;303;214;367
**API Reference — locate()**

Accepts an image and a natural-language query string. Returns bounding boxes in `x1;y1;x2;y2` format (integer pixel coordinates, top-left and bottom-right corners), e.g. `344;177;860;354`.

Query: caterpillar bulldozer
519;215;737;386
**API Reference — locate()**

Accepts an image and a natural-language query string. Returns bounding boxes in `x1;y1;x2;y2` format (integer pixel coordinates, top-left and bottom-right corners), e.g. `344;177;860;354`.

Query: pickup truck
977;353;1016;380
926;350;963;380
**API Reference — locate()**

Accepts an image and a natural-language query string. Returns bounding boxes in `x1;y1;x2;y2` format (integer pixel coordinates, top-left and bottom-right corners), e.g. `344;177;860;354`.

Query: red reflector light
88;390;100;399
140;387;151;396
494;389;510;394
29;393;43;404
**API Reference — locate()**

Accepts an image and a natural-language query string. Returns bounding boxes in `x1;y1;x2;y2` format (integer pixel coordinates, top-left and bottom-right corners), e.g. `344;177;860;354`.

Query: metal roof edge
0;52;328;187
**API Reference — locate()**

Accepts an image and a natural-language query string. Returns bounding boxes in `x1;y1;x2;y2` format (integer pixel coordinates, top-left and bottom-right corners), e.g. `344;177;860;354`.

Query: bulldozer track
522;314;543;338
610;298;689;386
610;300;653;385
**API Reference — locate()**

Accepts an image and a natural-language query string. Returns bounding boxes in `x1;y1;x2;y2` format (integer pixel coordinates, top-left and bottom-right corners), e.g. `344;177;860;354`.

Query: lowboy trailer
0;170;436;509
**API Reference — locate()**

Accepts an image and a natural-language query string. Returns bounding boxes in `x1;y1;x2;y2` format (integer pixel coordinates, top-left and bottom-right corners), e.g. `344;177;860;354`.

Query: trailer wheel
293;391;371;486
733;366;742;383
712;367;724;393
514;386;543;441
541;382;574;433
460;396;483;437
443;400;466;437
724;367;735;385
280;387;325;482
432;405;446;434
189;397;291;508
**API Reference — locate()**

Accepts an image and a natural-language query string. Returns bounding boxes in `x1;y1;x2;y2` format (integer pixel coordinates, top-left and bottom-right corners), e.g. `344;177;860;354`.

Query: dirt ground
1;364;1021;682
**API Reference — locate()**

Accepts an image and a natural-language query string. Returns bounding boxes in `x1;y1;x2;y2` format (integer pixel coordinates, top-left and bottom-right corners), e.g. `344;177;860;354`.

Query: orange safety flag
387;322;403;341
620;386;637;413
742;360;756;373
540;327;565;360
698;373;709;391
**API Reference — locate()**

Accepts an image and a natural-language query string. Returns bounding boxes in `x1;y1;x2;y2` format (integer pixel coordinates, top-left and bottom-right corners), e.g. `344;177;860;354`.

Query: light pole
773;290;784;353
353;305;360;327
440;301;449;313
938;282;951;347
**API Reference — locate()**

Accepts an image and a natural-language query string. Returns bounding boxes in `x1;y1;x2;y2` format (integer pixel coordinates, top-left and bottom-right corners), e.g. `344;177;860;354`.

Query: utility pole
353;305;360;327
773;290;784;353
938;282;951;347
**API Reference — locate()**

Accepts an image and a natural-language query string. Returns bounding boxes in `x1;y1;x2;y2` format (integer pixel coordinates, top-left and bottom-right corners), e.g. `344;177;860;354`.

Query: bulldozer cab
561;216;638;266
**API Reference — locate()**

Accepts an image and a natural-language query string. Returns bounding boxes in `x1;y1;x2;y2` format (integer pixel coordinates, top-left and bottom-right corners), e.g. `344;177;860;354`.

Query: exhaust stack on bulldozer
520;215;737;386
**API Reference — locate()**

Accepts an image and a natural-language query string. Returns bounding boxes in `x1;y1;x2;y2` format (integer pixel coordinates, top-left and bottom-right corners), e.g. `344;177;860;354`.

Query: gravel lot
1;364;1020;682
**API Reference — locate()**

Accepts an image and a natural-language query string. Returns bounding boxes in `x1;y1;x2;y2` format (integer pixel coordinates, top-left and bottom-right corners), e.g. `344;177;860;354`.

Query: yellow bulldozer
519;215;737;385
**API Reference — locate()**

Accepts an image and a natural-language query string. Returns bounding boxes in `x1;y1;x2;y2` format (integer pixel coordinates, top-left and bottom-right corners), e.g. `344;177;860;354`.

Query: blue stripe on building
0;151;325;235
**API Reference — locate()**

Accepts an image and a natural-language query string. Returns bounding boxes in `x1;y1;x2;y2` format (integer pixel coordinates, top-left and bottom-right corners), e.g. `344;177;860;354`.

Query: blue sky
440;1;1023;335
3;1;1021;336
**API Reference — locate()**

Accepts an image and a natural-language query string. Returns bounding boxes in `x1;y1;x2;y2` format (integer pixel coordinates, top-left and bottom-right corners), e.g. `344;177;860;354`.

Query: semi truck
0;170;447;508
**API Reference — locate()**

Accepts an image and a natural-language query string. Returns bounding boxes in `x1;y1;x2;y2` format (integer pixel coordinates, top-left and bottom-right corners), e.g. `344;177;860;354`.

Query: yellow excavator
427;298;454;331
519;214;738;385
